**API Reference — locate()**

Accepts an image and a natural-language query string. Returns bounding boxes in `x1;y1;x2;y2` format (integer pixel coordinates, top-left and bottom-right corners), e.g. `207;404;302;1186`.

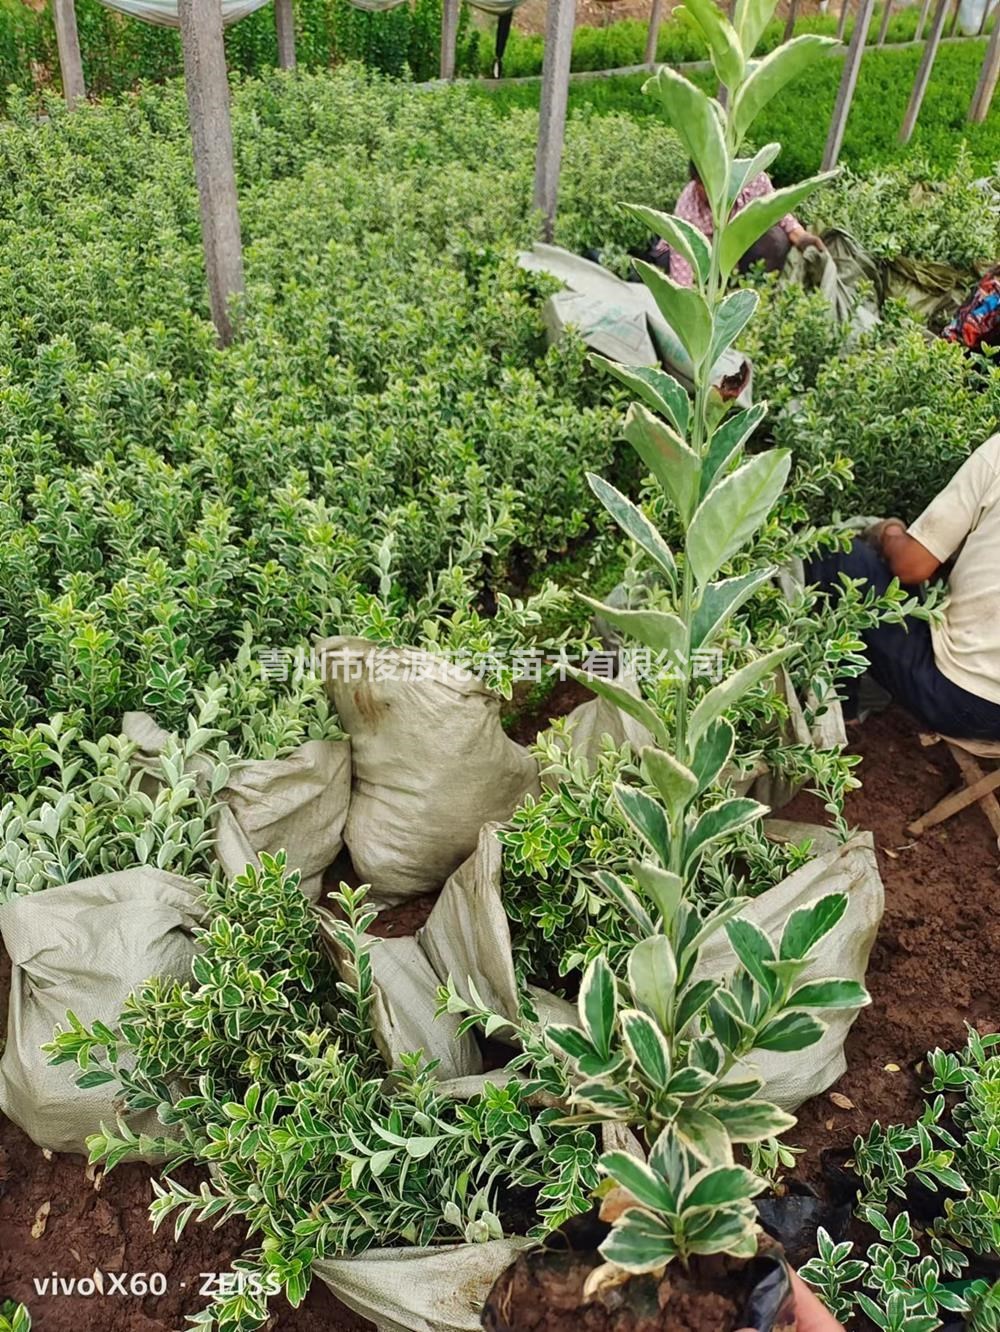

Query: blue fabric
806;538;1000;741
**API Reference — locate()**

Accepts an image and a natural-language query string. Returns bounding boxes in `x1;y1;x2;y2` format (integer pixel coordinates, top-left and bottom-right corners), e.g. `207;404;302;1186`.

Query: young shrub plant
482;0;868;1282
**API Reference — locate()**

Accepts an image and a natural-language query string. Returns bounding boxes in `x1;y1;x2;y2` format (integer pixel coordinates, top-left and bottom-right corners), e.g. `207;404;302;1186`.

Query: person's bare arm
870;519;942;585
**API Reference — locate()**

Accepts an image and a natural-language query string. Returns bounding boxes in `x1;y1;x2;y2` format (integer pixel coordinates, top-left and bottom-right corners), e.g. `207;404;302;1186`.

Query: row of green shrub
481;37;1000;180
0;70;686;740
0;0;982;111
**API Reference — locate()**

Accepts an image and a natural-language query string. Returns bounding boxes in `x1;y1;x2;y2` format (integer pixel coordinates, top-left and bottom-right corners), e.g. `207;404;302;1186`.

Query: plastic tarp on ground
517;244;753;404
95;0;270;26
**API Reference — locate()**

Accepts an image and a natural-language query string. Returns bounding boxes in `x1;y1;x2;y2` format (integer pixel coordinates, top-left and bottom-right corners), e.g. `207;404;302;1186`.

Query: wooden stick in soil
822;0;876;169
837;0;851;43
898;0;951;141
784;0;799;42
907;757;1000;836
533;0;577;240
645;0;664;66
440;0;460;80
178;0;245;346
274;0;296;70
969;10;1000;120
877;0;894;44
52;0;85;108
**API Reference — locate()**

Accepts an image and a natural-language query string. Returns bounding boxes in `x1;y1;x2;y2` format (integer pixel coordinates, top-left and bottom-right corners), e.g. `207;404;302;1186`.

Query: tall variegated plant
549;1;866;1278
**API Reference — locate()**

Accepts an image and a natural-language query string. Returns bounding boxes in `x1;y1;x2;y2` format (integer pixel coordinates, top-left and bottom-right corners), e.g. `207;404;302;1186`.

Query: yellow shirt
909;433;1000;705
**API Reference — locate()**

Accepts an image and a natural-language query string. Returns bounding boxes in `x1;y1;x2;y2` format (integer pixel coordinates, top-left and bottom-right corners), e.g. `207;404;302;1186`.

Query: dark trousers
806;538;1000;741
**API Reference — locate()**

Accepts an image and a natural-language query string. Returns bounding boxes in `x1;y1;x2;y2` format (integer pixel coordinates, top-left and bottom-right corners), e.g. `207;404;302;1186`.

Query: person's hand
789;228;826;252
863;517;907;554
735;1271;845;1332
790;1271;846;1332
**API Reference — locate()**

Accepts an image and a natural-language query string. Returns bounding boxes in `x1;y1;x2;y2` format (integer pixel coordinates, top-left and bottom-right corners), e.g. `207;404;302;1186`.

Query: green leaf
615;783;672;863
623;206;711;288
710;288;758;367
591;357;690;436
711;1099;797;1142
732;37;839;145
579;954;617;1059
621;1008;672;1088
677;0;745;87
725;917;777;993
599;1207;679;1273
632;861;685;925
755;1010;827;1052
700;404;768;502
567;668;670;749
593;870;655;937
674;978;719;1033
77;1069;116;1089
687;449;792;585
674;1108;734;1166
642;746;698;819
729;144;781;203
681;1164;764;1210
692;568;775;650
579;597;687;661
602;1151;678;1213
587;473;677;584
624;402;703;523
546;1025;594;1062
666;1066;717;1096
690;718;736;794
688;647;793;744
686;1209;760;1257
719;174;837;276
643;67;729;213
628;934;678;1028
634;259;714;368
732;0;780;57
779;892;849;961
790;978;870;1010
685;798;767;869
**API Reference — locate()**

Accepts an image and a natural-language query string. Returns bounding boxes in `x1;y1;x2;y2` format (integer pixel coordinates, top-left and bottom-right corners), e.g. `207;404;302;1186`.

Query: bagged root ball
0;869;203;1156
317;637;539;903
124;712;351;902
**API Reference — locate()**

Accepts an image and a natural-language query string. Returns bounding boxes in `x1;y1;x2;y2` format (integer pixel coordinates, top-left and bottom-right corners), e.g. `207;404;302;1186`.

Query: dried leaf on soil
31;1200;51;1238
829;1092;855;1110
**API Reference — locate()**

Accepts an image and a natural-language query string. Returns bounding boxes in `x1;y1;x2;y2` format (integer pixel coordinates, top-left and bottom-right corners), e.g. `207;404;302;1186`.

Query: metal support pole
784;0;800;41
899;0;950;141
877;0;894;43
837;0;851;42
178;0;245;345
52;0;85;108
914;0;933;38
533;0;576;240
274;0;296;69
823;0;876;169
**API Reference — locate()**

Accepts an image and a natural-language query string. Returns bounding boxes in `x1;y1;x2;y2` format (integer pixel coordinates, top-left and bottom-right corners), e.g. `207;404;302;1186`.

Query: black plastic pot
481;1207;797;1332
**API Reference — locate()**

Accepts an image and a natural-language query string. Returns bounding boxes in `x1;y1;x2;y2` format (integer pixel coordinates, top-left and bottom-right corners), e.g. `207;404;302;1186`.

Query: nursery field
4;22;1000;1332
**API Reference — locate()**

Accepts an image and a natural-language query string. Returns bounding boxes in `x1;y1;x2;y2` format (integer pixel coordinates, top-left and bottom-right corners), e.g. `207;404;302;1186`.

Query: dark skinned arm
874;520;942;585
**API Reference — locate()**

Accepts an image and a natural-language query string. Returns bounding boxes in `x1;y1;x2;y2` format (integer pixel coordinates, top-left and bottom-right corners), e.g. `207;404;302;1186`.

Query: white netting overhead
95;0;271;27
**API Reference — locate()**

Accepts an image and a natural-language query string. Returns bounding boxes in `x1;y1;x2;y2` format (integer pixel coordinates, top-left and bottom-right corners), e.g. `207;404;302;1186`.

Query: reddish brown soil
783;706;1000;1185
2;704;998;1327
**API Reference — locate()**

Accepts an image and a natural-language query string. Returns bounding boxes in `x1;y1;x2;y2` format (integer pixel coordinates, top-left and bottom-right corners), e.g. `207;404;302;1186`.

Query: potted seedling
480;2;864;1327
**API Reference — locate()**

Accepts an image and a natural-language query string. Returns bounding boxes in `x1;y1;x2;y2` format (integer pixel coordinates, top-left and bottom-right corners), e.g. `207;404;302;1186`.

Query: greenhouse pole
914;0;932;38
533;0;576;240
822;0;875;168
836;0;850;42
783;0;799;41
645;0;663;64
877;0;893;43
899;0;950;140
178;0;245;345
53;0;86;107
440;0;459;79
969;12;1000;120
274;0;296;69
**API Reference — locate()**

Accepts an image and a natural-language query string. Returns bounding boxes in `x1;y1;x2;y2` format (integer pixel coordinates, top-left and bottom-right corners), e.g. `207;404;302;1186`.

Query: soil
482;1211;793;1332
2;704;999;1328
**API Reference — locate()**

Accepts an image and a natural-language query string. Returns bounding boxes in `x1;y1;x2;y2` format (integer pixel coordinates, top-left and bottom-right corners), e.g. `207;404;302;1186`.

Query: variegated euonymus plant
544;0;868;1280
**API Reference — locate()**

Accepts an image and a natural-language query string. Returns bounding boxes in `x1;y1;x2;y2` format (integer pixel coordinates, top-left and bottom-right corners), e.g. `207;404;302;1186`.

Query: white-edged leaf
678;0;745;86
591;357;690;436
632;861;685;925
779;892;849;960
587;473;677;583
567;668;670;749
642;746;698;818
634;259;713;367
732;37;839;144
615;783;672;863
710;288;759;366
621;1008;673;1088
624;402;702;522
643;66;728;213
691;568;775;650
687;449;792;586
580;597;687;660
688;647;793;744
628;934;678;1029
579;954;617;1059
790;978;870;1010
700;403;768;500
719;173;837;276
624;205;711;288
